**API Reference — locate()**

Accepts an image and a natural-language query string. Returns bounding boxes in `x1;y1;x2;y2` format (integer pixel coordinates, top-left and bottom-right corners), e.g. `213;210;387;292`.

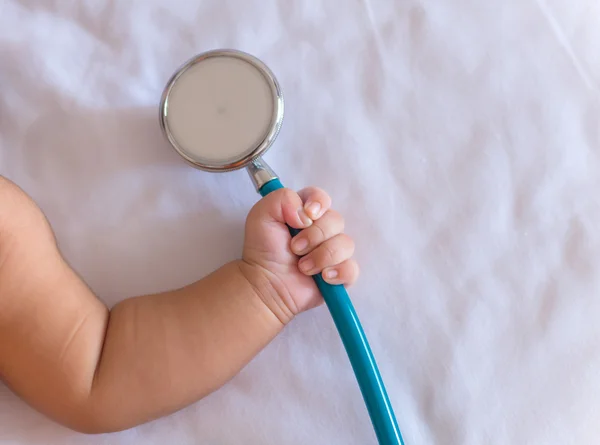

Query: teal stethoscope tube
260;178;405;445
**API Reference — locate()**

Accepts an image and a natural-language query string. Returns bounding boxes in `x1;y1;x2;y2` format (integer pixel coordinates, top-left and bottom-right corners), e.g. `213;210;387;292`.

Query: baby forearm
85;261;283;433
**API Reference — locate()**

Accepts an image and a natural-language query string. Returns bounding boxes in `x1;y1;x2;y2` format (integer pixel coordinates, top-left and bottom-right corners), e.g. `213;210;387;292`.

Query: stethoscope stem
247;158;278;191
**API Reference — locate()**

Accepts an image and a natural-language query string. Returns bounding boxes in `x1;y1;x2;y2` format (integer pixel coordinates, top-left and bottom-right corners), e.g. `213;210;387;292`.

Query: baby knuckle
307;185;327;197
278;188;297;202
319;244;336;264
317;188;332;204
328;210;345;230
340;233;355;251
312;221;327;241
306;186;322;196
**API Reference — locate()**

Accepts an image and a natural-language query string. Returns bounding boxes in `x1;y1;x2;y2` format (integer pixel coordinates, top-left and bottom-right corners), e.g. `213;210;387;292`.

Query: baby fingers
298;186;332;220
290;210;344;256
297;233;355;276
323;259;360;286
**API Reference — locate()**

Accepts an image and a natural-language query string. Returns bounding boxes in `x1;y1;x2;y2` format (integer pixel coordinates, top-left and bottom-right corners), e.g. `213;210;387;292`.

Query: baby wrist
236;260;296;326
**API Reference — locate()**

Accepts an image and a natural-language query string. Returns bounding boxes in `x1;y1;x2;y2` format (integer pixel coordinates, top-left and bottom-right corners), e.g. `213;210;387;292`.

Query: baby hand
241;187;359;324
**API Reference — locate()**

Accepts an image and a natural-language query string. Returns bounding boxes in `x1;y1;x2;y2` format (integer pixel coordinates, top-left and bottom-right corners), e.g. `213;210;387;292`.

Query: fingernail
299;258;315;273
305;201;322;219
325;269;339;279
298;208;313;227
292;237;309;253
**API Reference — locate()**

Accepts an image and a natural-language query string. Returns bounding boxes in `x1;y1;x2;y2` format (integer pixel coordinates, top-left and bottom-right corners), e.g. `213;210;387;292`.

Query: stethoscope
159;49;404;445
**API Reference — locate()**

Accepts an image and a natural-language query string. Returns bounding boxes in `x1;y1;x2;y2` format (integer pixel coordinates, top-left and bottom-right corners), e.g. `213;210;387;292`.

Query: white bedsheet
2;0;600;443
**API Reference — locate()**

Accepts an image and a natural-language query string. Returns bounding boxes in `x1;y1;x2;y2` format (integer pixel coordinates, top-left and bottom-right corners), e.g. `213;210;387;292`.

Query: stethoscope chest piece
160;49;284;189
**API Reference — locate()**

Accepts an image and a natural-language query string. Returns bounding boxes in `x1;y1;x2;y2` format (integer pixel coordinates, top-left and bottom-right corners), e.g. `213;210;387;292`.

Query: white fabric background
2;0;600;444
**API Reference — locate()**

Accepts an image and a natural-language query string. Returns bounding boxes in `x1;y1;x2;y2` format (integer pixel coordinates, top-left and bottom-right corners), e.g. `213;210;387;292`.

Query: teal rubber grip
259;178;404;445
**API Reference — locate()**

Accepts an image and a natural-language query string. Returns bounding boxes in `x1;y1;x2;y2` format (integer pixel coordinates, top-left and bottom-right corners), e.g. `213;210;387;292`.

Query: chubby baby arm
0;177;358;433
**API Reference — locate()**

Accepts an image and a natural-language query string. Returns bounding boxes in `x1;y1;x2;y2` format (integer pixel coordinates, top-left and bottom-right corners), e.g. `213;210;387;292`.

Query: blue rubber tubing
260;178;404;445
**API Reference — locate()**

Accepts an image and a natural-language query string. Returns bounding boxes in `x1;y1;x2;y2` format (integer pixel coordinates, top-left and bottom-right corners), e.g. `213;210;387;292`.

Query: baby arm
0;177;358;433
